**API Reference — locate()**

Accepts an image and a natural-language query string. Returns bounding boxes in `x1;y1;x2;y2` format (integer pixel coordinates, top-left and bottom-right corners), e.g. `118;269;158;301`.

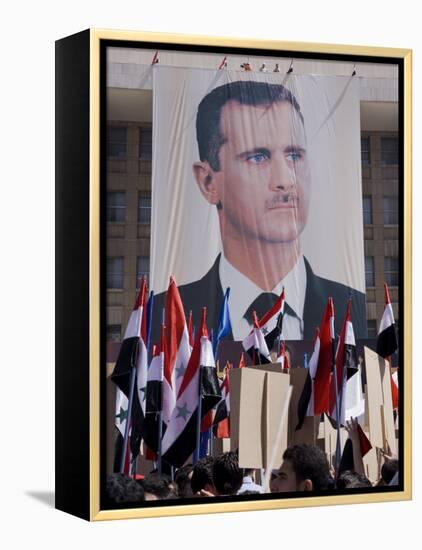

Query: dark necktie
243;292;298;324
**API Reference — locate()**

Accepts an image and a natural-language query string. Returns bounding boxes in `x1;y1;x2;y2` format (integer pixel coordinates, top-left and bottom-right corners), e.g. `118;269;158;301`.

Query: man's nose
269;154;296;192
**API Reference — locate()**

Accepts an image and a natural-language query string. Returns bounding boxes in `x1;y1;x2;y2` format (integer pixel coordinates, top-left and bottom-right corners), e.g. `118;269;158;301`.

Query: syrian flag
329;300;363;426
276;340;290;370
213;287;232;356
242;289;285;355
187;310;194;348
163;277;191;425
161;308;222;467
377;283;398;358
242;311;271;364
313;297;335;415
111;278;148;459
391;370;399;410
296;328;320;430
338;422;372;475
113;389;130;473
143;325;165;454
238;352;246;369
213;365;231;438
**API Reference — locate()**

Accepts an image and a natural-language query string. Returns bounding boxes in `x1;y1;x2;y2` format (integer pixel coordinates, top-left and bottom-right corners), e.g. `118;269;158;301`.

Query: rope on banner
218;56;227;70
151;51;159;65
287;59;294;74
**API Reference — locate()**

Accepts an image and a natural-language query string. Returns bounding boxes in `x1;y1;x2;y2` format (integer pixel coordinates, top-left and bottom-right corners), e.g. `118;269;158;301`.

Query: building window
107;192;126;222
367;319;377;338
381;136;399;166
365;256;375;287
361;137;371;166
384;256;399;286
363;196;372;225
138;191;152;224
107;324;121;342
107;127;127;158
383;196;398;225
139;127;152;160
137;256;150;286
107;257;124;289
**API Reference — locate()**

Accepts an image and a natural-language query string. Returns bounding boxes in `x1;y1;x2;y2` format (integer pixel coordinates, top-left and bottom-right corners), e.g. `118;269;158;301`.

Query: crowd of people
105;442;399;506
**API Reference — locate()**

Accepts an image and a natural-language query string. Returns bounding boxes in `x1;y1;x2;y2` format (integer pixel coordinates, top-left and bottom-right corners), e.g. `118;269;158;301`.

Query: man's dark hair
175;464;194;498
140;473;177;500
282;444;332;491
196;80;304;171
191;456;215;494
381;458;399;484
213;451;243;495
337;470;372;489
105;473;144;505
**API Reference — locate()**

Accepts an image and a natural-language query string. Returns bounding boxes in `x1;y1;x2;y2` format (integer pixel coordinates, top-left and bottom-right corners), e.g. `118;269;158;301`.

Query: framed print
55;29;412;521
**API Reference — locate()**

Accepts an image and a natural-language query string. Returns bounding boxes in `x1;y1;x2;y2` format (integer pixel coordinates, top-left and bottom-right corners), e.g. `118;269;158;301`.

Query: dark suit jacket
150;254;367;344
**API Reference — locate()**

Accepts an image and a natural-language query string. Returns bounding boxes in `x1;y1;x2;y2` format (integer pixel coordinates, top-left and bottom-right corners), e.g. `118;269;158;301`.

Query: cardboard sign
364;346;396;454
229;365;291;469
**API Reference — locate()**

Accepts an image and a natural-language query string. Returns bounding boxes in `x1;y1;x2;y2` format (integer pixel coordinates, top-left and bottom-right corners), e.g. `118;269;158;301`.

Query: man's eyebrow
236;147;271;159
285;145;307;154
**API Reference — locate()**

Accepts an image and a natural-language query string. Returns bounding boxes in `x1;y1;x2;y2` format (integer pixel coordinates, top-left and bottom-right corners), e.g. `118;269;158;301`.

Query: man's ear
193;161;221;206
301;479;313;492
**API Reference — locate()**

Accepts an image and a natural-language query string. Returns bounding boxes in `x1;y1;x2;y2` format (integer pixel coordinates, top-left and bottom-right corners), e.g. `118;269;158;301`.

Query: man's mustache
265;192;298;209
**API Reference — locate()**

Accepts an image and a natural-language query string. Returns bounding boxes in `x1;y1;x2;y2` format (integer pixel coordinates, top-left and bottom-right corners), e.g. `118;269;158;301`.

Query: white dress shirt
219;253;307;341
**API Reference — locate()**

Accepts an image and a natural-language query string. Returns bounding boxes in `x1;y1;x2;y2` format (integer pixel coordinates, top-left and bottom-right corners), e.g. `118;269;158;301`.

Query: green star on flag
175;363;185;379
115;406;128;424
176;402;191;421
139;386;147;401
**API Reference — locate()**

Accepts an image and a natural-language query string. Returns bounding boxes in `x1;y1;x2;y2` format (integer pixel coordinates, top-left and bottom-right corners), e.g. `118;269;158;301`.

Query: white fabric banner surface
150;66;366;340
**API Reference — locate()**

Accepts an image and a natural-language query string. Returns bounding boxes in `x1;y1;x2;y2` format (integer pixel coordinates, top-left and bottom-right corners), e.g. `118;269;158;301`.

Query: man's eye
246;152;268;164
286;151;303;162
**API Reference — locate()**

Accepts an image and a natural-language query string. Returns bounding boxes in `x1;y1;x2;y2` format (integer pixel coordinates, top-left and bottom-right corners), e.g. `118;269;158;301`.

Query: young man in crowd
270;444;332;493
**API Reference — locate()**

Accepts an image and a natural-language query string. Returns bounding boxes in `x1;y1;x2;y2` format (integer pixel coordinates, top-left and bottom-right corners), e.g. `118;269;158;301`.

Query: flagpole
157;310;165;476
332;337;342;472
194;365;203;463
146;290;154;356
120;359;137;473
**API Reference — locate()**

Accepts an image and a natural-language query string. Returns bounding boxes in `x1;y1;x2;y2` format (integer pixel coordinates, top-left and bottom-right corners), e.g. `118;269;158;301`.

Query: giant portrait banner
150;66;366;340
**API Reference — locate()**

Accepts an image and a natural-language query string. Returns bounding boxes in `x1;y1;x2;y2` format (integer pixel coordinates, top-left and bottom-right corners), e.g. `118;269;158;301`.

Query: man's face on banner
196;100;311;245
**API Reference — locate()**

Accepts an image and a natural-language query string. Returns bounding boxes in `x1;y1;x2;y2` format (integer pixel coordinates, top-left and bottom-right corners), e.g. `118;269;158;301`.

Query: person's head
194;81;310;247
213;451;243;496
191;456;216;495
380;458;399;485
175;464;194;498
337;470;372;489
105;473;144;505
270;444;331;493
140;473;177;501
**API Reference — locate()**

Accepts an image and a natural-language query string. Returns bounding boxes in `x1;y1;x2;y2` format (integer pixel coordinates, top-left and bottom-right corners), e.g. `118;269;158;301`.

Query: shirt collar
219;252;307;322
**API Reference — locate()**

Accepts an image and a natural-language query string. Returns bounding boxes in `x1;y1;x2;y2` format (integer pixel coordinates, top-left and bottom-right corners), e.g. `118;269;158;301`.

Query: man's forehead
219;99;305;146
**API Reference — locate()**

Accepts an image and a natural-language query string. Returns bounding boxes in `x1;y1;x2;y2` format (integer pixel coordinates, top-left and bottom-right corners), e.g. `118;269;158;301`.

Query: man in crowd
212;451;243;496
270;444;332;493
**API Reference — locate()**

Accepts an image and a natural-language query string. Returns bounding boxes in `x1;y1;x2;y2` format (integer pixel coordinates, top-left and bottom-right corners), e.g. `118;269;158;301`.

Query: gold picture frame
55;28;412;521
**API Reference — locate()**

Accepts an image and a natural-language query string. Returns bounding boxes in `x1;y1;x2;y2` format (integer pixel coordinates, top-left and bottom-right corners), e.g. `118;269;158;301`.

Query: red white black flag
242;290;285;355
162;308;221;467
329;300;363;426
162;277;191;426
143;325;165;454
296;328;320;430
111;278;148;458
213;364;230;438
376;283;398;358
313;298;335;415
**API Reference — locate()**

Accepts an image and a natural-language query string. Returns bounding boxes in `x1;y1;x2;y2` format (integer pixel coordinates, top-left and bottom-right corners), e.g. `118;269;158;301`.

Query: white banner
150;66;366;340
